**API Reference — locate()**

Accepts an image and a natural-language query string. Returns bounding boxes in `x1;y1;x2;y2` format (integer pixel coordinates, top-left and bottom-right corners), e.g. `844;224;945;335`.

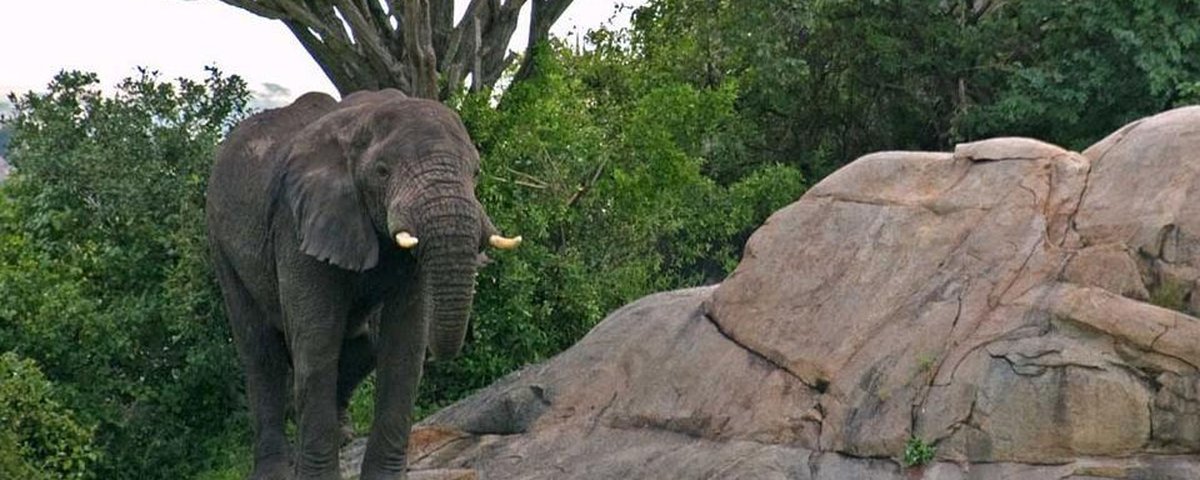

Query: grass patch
916;353;937;373
192;430;252;480
1150;278;1192;314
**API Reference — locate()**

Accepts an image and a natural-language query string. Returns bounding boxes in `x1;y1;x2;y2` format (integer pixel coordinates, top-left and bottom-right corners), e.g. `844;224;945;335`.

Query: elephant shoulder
208;93;339;236
217;93;338;166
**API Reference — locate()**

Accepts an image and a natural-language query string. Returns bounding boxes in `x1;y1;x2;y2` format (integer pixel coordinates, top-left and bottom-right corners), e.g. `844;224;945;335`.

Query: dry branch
219;0;576;99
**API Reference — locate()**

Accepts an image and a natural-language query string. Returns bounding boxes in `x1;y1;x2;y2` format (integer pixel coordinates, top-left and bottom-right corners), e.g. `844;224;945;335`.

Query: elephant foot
339;410;357;446
250;458;294;480
359;470;407;480
359;460;409;480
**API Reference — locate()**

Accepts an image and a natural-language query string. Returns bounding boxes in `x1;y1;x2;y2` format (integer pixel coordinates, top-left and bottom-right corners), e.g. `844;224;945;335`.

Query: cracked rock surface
357;107;1200;479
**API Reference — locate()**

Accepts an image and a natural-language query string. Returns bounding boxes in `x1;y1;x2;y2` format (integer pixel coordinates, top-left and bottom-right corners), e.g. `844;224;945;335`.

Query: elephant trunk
416;197;481;360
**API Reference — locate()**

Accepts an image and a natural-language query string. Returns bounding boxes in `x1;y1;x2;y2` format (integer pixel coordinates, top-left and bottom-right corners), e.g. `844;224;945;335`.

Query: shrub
0;68;250;479
0;352;97;479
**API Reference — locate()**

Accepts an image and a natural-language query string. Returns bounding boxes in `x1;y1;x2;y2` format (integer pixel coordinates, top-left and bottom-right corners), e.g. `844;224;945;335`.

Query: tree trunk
219;0;576;100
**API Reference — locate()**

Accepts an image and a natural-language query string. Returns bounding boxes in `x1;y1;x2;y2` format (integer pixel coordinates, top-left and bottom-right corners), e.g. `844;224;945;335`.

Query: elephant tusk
489;234;522;250
395;232;419;249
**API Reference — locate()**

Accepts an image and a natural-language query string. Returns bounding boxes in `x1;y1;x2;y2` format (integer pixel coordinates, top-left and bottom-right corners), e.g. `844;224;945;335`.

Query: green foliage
903;436;936;468
632;0;1200;178
0;430;40;480
0;68;250;479
0;352;97;479
952;0;1200;148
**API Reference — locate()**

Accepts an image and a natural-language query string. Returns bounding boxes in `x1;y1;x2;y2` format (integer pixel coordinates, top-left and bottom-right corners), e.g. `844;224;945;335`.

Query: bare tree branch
402;0;438;98
220;0;575;99
475;0;528;88
471;14;484;92
334;0;403;85
282;19;369;92
217;0;286;20
444;0;489;70
515;0;573;82
431;0;455;63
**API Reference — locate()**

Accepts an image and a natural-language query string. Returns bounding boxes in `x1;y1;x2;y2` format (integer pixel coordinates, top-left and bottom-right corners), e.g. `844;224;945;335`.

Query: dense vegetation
633;0;1200;179
0;69;250;478
1;0;1197;478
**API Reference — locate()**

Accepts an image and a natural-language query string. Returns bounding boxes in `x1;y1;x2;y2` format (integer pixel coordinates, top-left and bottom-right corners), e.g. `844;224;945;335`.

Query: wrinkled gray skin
207;90;500;480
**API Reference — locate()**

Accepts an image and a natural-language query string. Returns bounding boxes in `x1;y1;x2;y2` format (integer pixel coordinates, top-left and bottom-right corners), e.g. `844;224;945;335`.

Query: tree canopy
633;0;1200;178
220;0;574;99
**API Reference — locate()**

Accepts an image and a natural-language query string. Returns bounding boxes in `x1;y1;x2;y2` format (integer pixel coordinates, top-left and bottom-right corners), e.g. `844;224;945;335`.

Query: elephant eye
374;163;390;178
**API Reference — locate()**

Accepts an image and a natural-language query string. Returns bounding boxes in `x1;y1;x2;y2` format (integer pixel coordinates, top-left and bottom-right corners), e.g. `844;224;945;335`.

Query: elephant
205;89;519;480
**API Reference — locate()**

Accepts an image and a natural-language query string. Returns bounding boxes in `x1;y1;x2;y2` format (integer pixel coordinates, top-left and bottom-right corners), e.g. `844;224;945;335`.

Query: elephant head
280;90;518;359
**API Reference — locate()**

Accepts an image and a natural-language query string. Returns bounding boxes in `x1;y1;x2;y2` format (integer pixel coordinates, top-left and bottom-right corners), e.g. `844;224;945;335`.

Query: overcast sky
0;0;643;110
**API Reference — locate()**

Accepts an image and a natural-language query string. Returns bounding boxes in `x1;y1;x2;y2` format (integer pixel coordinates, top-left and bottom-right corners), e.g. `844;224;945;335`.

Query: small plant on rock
916;353;937;373
1150;278;1192;314
902;436;936;468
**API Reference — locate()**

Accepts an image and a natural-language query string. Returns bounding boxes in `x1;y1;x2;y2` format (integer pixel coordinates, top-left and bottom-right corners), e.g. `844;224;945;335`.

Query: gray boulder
353;106;1200;479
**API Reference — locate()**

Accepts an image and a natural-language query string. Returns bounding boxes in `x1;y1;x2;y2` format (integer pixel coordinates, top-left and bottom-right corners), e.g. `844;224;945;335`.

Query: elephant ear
281;128;379;271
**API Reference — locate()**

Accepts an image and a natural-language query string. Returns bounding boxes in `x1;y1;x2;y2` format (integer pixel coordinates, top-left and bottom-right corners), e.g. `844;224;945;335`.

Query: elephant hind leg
212;251;293;479
337;324;377;445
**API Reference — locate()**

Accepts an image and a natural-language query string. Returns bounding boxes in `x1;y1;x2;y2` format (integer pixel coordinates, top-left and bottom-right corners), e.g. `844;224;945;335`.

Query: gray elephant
206;89;519;480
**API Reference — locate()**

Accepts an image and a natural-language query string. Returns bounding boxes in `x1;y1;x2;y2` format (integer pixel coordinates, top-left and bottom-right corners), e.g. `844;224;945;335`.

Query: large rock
369;107;1200;478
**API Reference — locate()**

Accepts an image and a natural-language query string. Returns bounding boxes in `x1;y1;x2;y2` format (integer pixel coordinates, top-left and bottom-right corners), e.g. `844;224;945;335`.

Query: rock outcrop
0;154;9;182
358;107;1200;479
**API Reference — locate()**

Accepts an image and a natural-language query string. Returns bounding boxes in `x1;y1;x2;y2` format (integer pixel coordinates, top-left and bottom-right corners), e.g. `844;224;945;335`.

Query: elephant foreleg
287;321;346;480
360;285;427;480
278;261;354;479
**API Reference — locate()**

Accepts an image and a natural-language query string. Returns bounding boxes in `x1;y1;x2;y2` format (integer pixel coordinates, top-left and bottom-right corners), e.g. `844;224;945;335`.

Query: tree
631;0;1200;179
219;0;574;99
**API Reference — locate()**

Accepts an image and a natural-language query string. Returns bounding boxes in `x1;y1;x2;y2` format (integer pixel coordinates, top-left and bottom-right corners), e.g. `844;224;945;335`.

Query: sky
0;0;643;112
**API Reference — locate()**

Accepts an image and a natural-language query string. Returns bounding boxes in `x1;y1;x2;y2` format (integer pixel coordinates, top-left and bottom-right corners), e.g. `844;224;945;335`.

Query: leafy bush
0;68;250;479
0;352;97;479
